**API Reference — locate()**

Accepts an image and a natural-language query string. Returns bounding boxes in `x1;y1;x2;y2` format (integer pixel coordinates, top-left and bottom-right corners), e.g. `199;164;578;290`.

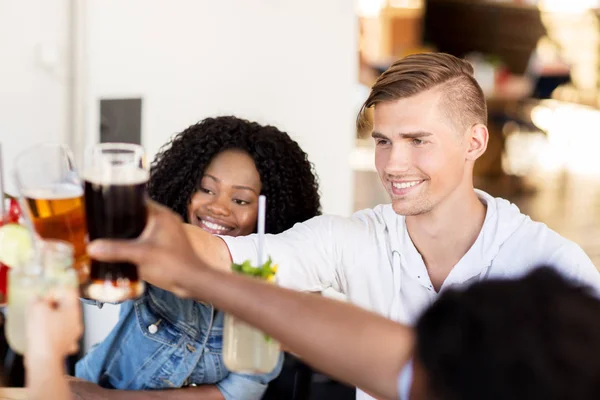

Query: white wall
80;0;357;350
0;0;70;194
82;0;356;216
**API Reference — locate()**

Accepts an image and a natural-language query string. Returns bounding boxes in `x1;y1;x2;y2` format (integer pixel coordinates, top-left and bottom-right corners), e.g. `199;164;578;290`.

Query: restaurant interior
1;0;600;398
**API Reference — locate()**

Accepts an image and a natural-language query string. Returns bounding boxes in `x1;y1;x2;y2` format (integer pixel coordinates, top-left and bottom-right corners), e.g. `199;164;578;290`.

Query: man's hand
87;201;204;298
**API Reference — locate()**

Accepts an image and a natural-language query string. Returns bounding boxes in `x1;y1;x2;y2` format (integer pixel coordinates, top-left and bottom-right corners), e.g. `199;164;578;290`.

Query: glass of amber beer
13;144;89;285
83;143;148;303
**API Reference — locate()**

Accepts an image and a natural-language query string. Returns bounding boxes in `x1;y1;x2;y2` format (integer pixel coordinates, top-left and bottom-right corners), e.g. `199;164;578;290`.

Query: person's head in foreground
412;267;600;400
148;115;321;236
360;52;488;216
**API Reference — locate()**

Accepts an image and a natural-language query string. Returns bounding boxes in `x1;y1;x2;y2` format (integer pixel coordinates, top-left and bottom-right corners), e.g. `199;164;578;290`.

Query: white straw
257;195;266;265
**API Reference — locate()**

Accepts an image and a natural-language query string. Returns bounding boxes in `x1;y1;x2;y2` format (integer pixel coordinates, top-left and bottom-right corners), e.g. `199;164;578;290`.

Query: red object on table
0;198;23;305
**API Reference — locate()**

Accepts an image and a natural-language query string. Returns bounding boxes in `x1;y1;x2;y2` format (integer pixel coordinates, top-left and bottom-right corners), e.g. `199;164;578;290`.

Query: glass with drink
83;143;148;303
223;314;281;374
6;239;76;355
14;144;88;284
222;258;281;374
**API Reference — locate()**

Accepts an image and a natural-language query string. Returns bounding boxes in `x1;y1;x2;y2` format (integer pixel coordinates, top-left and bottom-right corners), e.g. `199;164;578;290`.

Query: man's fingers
68;342;80;355
86;202;168;266
87;239;148;264
86;201;162;258
86;200;183;287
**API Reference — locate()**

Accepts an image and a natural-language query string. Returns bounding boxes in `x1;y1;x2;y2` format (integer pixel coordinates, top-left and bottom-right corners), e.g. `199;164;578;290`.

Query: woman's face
188;149;262;237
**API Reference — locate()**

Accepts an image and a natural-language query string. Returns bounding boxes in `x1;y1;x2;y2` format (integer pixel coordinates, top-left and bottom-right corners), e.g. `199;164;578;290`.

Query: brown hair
358;52;487;132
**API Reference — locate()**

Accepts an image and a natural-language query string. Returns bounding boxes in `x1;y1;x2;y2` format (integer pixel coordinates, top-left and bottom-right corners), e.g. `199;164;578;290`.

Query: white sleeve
548;241;600;296
219;215;346;293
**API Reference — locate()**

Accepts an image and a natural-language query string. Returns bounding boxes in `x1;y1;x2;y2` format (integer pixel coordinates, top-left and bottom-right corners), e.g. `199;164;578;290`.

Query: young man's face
372;88;472;216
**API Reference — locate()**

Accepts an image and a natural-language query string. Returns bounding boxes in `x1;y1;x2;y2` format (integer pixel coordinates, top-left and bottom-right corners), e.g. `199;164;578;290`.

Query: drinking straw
257;195;266;265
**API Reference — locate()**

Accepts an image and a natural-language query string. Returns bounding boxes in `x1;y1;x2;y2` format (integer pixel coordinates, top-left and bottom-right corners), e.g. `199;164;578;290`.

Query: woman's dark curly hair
147;116;321;234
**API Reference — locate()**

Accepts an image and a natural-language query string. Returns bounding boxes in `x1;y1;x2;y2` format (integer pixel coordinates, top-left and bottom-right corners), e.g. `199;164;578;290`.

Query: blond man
182;53;599;400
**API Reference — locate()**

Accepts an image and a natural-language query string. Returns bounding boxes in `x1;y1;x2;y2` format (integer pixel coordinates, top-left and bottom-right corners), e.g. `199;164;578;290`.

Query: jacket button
148;324;158;334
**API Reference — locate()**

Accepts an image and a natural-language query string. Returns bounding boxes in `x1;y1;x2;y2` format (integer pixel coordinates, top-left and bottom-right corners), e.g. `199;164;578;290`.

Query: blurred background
354;0;600;272
1;0;600;397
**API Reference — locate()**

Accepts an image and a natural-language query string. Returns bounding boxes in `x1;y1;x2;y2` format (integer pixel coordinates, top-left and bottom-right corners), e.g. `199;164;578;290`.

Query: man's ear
466;123;488;161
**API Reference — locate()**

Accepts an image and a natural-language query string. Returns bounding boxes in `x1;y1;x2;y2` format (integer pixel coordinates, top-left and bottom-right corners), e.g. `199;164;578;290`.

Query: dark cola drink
83;143;148;303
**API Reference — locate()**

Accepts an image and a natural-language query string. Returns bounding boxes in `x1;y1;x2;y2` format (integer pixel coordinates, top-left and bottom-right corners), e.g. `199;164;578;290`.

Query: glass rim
85;142;148;174
14;142;74;167
89;142;145;153
13;143;79;192
17;238;74;272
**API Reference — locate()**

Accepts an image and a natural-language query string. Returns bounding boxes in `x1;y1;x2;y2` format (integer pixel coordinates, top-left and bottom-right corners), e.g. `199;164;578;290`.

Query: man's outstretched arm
89;202;414;400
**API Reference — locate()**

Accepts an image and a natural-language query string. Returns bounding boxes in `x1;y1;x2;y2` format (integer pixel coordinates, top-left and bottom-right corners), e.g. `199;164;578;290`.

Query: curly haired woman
74;116;321;400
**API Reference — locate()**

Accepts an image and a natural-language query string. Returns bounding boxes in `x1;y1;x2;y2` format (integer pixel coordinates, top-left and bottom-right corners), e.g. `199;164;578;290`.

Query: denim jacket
76;285;282;399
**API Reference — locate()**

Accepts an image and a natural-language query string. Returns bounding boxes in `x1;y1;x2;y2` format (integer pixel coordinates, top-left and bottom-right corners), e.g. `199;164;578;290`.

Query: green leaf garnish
231;257;276;279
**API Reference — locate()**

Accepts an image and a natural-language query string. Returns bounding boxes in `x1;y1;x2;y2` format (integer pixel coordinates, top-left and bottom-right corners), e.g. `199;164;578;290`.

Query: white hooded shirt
221;190;600;399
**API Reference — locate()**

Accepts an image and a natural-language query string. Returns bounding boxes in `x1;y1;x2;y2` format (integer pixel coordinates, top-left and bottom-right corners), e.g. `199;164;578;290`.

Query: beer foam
22;183;83;200
84;167;149;186
86;281;144;303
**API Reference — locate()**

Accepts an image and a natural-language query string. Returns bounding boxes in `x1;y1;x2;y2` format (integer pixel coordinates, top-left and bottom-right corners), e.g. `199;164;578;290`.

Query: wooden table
0;388;27;399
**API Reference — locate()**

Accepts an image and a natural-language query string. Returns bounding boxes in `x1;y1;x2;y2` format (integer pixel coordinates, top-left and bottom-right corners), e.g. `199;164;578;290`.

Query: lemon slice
0;224;33;268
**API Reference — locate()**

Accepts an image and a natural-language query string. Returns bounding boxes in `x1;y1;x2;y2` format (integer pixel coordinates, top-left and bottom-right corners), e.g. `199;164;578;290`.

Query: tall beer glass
83;143;148;303
14;144;88;284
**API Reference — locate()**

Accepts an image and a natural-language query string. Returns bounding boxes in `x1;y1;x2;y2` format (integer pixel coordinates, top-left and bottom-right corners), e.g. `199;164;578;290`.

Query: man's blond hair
359;53;487;133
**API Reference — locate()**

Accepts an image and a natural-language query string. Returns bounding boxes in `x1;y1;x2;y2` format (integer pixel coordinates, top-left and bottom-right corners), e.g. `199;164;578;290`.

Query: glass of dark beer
83;143;148;303
14;144;89;285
